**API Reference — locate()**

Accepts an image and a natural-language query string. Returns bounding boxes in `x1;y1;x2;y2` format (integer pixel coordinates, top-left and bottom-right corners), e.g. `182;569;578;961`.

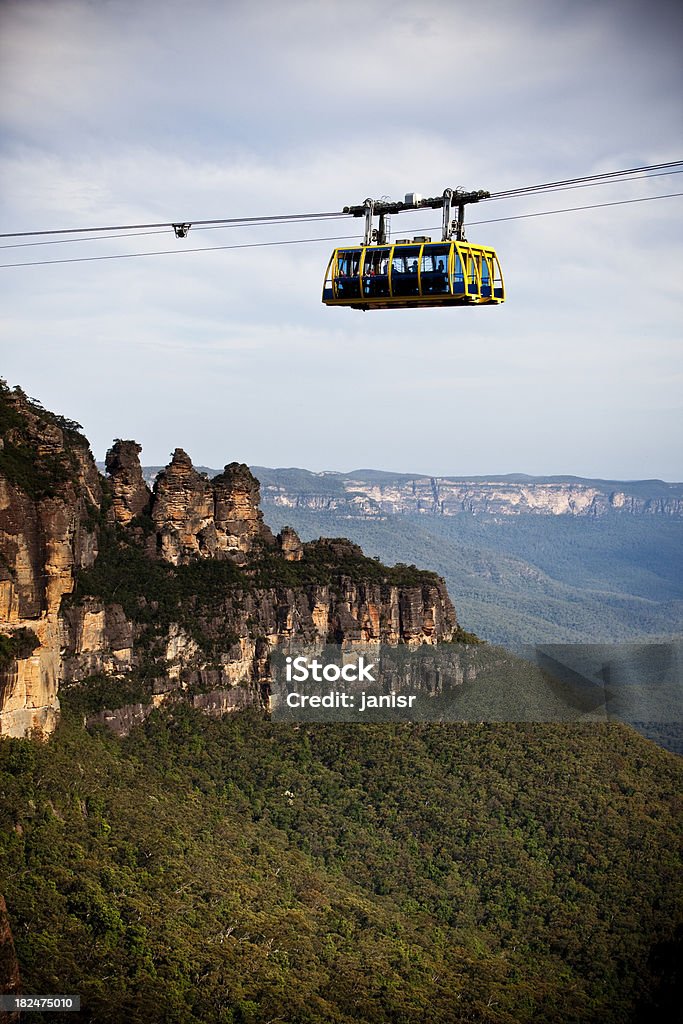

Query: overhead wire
0;229;170;250
469;191;683;226
0;215;353;250
2;167;682;251
1;159;681;246
0;234;340;269
486;160;683;199
482;168;683;202
1;191;680;270
0;211;347;241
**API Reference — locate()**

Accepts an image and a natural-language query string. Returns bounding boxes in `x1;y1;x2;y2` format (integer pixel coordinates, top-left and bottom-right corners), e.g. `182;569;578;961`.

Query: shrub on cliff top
0;384;88;498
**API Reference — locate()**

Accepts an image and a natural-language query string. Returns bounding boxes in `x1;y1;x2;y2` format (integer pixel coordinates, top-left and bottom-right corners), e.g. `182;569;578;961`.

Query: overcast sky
1;0;681;479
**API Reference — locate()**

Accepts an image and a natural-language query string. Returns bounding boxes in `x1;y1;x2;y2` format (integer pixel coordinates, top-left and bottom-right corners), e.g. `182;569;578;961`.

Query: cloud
0;0;682;477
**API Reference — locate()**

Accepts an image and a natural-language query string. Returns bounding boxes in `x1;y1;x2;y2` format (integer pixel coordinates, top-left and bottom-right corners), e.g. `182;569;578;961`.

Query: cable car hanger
344;187;490;245
322;188;505;310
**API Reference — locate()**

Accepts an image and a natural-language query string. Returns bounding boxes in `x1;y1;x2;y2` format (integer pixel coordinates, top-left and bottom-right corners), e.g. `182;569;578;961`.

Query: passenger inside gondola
391;246;420;297
362;247;390;298
335;250;361;299
421;247;450;295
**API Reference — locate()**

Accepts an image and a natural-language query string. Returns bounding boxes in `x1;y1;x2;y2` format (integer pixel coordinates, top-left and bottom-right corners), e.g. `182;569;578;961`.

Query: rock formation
105;440;151;526
212;462;276;562
147;452;276;565
0;384;459;738
151;448;215;564
278;526;303;561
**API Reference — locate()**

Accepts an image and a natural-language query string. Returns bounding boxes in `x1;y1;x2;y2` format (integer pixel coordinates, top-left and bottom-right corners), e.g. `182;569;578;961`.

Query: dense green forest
1;708;681;1023
259;508;683;647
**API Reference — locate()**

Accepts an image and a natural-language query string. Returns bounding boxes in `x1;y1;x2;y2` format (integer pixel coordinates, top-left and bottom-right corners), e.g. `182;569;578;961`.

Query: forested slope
1;708;681;1023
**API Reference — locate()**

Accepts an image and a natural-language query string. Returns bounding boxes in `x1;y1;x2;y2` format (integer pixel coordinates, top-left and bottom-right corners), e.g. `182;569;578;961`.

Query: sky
0;0;681;480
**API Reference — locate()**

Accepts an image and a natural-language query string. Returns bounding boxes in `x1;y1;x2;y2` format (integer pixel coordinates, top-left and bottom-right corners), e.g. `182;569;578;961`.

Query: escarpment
0;386;100;738
256;467;683;519
0;385;458;738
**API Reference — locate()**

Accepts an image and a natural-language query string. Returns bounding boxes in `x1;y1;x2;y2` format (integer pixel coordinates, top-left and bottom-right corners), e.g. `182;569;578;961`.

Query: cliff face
61;519;456;734
0;387;101;738
0;387;457;738
253;468;683;519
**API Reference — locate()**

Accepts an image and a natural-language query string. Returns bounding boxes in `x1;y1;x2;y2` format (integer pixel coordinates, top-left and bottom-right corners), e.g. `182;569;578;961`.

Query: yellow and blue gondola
322;239;504;310
323;187;505;310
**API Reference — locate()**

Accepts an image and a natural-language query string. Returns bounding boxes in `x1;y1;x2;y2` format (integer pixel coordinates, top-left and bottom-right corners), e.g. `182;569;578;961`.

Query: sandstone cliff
251;467;683;519
0;386;458;738
0;386;100;738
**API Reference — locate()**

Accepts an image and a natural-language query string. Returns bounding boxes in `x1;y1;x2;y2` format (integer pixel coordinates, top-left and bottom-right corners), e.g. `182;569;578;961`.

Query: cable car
322;239;504;310
322;188;505;311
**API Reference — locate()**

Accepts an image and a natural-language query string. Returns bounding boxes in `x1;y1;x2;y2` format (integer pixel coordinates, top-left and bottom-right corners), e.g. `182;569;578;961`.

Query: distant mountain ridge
253;467;683;518
126;465;683;518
